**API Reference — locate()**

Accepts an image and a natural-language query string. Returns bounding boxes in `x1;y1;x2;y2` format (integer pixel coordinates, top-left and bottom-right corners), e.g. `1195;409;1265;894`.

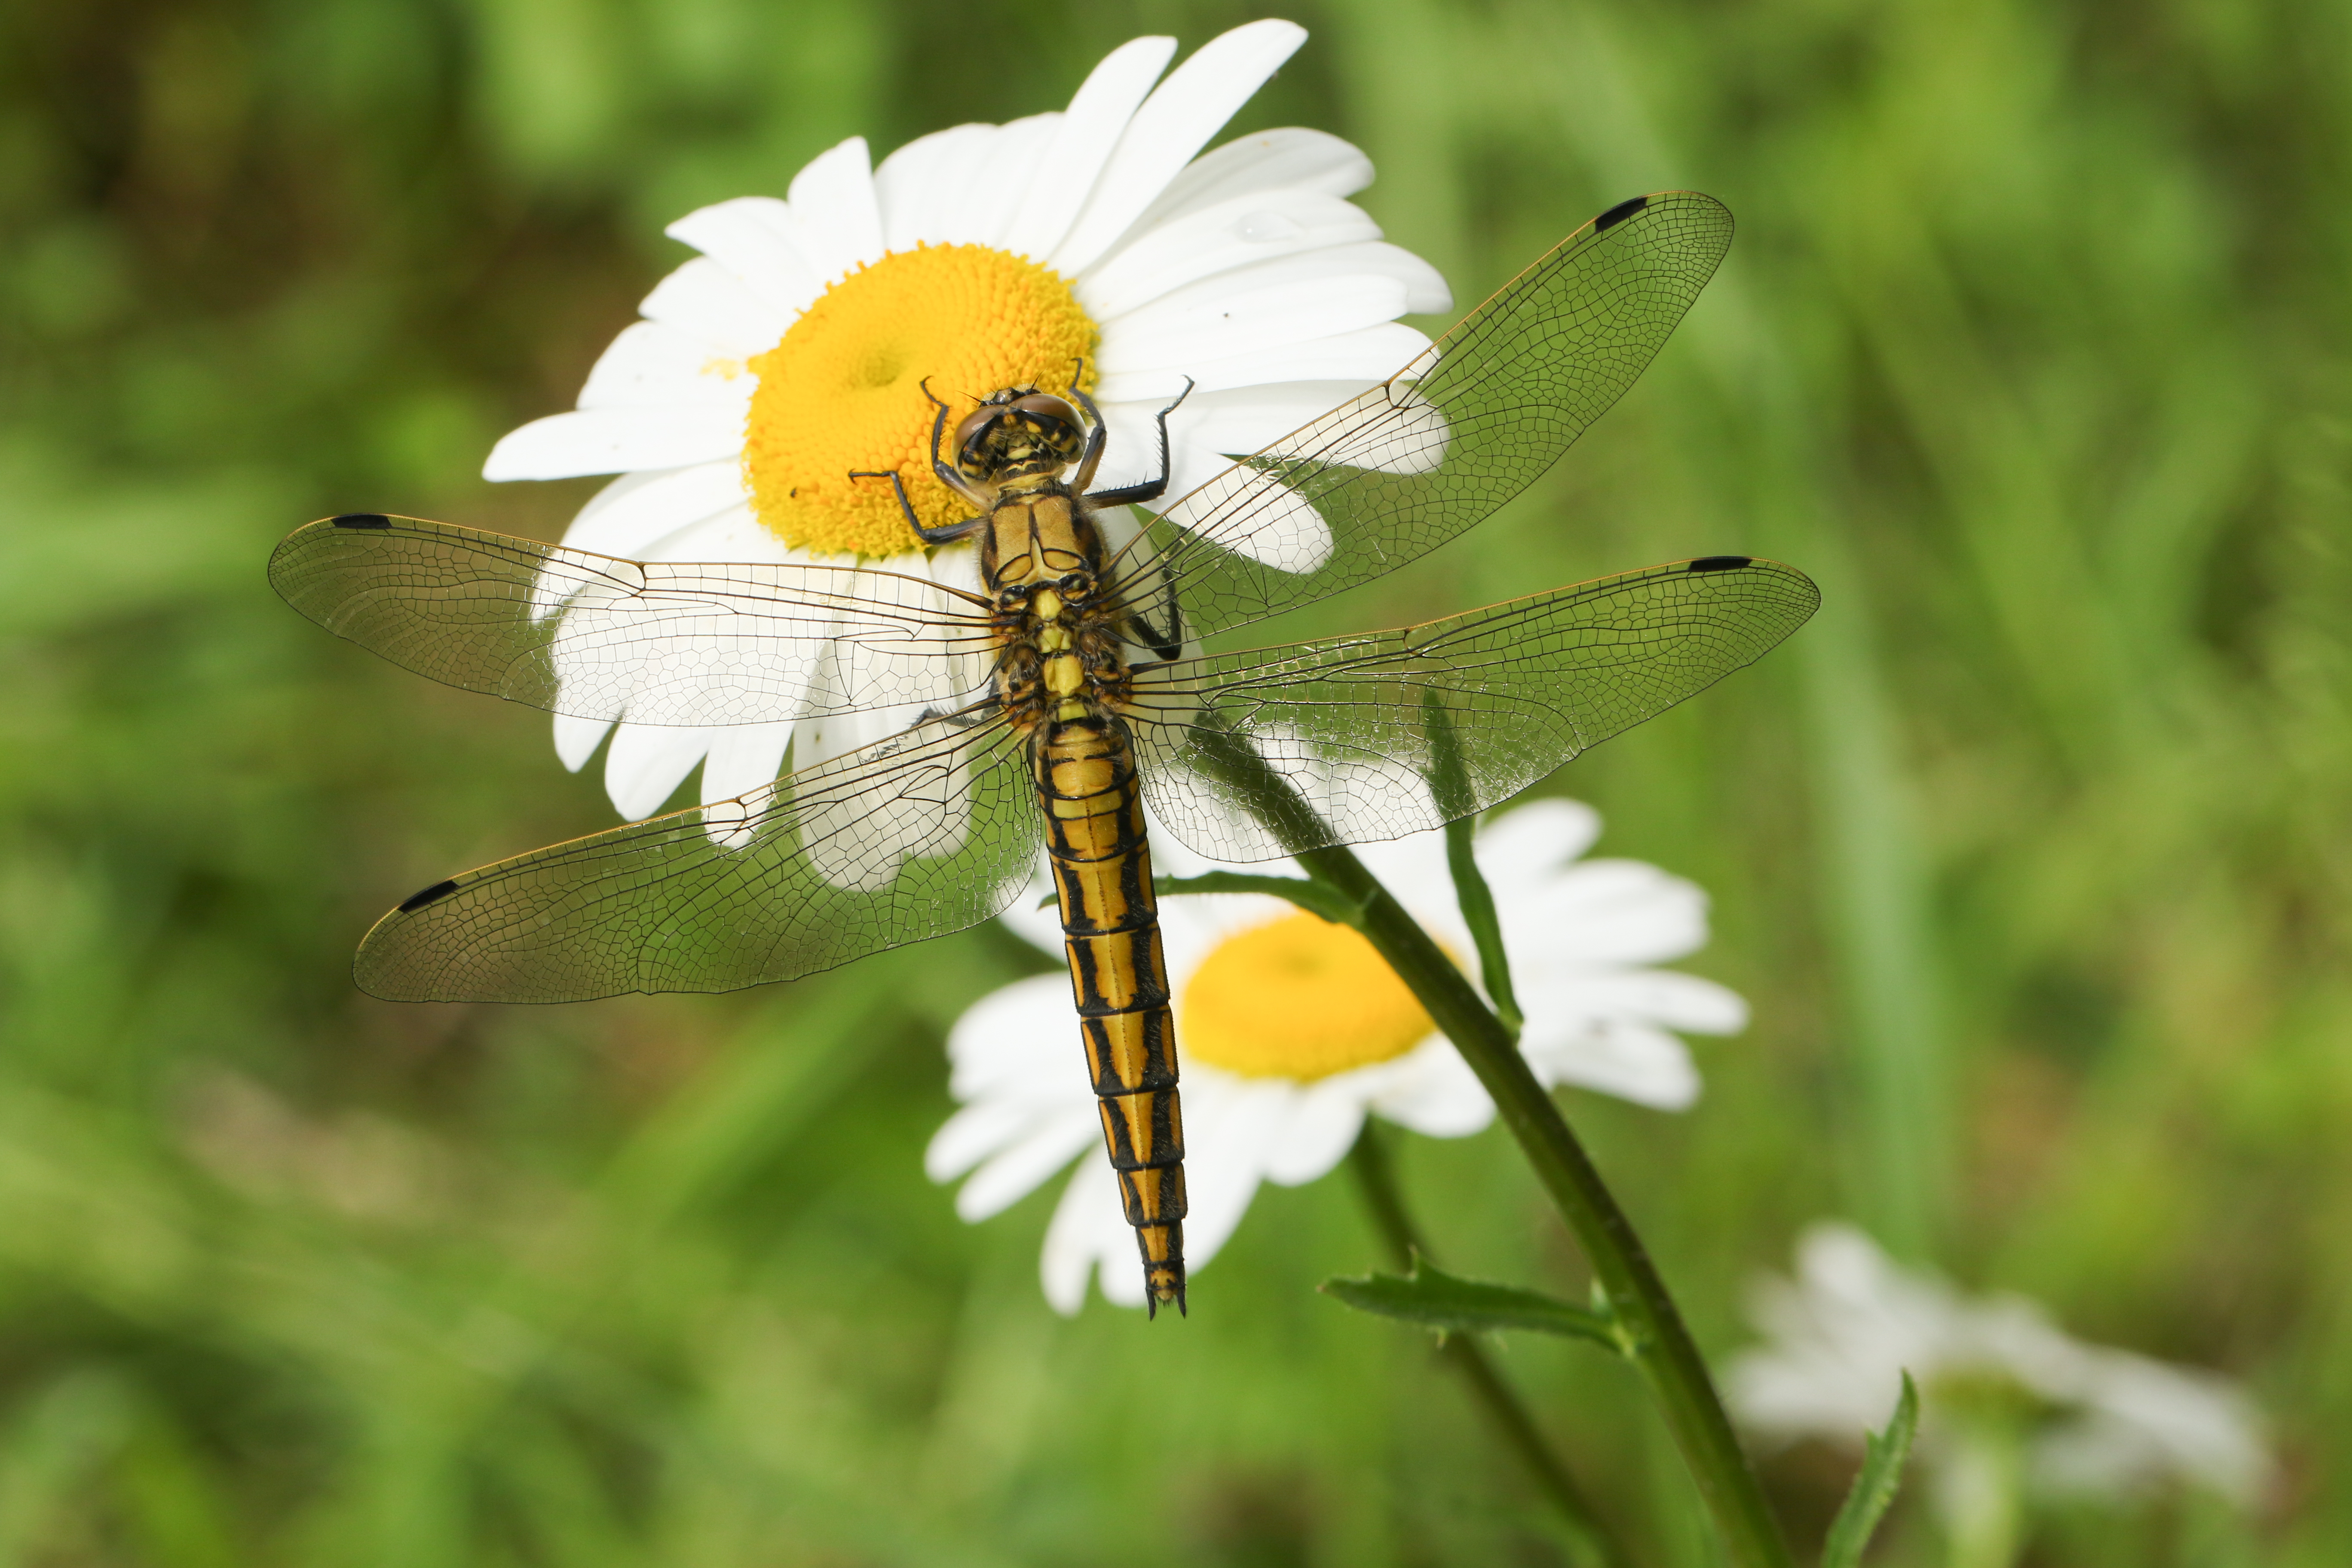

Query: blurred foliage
1;0;2347;1562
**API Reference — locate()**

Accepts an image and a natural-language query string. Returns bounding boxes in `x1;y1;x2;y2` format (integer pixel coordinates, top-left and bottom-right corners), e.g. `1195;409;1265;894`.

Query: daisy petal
1042;1157;1132;1314
1094;321;1432;403
663;196;828;322
1098;275;1411;376
960;114;1067;252
943;973;1072;1097
1472;799;1602;887
640;257;792;355
1163;459;1333;572
603;721;713;820
873;123;993;251
998;36;1177;261
577;321;756;410
1262;1084;1367;1185
552;712;611;772
1521;970;1750;1036
1092;230;1450;327
1131;127;1375;234
699;720;791;806
1369;1044;1497;1137
1080;193;1384;320
556;462;750;560
482;406;744;481
956;1116;1100;1222
1530;1020;1701;1110
784;136;885;285
1048;19;1310;274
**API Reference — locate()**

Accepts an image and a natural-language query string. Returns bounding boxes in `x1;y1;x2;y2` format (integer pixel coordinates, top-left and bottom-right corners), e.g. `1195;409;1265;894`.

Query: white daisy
925;799;1748;1313
1726;1224;2271;1521
479;19;1450;823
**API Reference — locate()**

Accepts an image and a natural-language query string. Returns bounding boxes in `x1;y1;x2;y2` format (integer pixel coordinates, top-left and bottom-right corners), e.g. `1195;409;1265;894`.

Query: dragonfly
269;190;1817;1315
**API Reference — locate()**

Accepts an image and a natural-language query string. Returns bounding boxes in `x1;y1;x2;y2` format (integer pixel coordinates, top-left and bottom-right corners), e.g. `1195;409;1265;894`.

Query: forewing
1125;557;1817;862
355;715;1038;1001
270;514;997;729
1108;193;1734;641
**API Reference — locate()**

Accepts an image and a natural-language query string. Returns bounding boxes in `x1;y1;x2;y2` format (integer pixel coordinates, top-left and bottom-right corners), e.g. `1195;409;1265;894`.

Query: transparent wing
1124;556;1817;863
1106;193;1735;645
269;514;999;730
355;714;1038;1002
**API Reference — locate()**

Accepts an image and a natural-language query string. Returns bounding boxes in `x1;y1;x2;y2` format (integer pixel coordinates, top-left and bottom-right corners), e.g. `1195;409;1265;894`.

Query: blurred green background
2;0;2346;1562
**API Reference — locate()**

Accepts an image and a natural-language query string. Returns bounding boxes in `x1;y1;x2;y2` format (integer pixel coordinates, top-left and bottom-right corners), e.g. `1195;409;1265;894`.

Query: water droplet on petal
1234;211;1304;243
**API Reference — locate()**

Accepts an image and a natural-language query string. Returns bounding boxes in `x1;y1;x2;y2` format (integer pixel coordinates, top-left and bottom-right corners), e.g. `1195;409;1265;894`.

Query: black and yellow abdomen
1032;712;1187;1313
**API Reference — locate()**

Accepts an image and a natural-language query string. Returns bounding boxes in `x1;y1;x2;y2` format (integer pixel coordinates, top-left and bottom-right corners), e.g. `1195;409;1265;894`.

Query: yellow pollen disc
741;243;1099;557
1180;912;1437;1080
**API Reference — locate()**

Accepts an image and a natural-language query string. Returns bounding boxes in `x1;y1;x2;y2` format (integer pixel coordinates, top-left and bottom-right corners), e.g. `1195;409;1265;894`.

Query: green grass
2;0;2346;1561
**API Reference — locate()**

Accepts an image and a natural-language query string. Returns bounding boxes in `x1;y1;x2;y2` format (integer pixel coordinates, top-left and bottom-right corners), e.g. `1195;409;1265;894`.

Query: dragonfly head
954;388;1087;487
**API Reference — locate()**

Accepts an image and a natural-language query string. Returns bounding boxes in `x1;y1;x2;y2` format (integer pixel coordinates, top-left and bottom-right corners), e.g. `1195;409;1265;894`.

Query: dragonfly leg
919;377;994;512
1067;358;1111;495
1083;377;1194;508
1120;547;1188;662
848;467;985;546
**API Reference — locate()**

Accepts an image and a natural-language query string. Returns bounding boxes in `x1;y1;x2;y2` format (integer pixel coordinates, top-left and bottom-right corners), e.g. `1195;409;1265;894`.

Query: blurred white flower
1727;1223;2271;1516
927;799;1747;1313
480;19;1450;825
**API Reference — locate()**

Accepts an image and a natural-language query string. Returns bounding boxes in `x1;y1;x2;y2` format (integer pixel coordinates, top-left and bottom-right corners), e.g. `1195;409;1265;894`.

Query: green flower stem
1295;842;1794;1568
1348;1126;1627;1568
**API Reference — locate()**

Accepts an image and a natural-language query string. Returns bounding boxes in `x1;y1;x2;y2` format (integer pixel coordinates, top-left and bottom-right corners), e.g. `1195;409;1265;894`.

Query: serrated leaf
1320;1256;1623;1352
1819;1372;1919;1568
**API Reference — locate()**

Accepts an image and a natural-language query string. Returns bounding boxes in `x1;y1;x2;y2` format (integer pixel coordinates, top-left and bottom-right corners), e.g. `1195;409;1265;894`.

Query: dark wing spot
1593;196;1649;233
1686;555;1753;573
398;878;460;912
332;512;393;529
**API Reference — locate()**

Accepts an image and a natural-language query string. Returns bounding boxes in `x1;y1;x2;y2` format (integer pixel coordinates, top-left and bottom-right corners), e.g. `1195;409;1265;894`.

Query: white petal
1093;322;1432;404
1041;1155;1133;1314
998;37;1177;261
576;321;756;411
1099;276;1411;377
1368;1044;1496;1137
557;462;750;558
603;721;713;820
1260;382;1450;476
1520;970;1749;1037
1129;127;1375;234
784;136;885;286
928;1094;1041;1183
1527;1020;1702;1110
1163;461;1333;573
873;123;994;251
1081;193;1384;320
1171;1076;1288;1266
944;972;1073;1096
699;721;790;805
1513;861;1712;965
1262;1084;1366;1186
1093;231;1450;328
639;256;791;355
1048;19;1309;274
552;712;612;772
956;1115;1099;1222
1474;799;1602;889
663;196;828;322
955;114;1063;252
483;406;742;481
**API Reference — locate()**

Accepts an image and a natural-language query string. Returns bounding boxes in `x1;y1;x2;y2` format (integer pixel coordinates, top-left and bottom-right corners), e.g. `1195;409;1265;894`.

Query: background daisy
478;19;1450;825
926;799;1748;1313
1727;1224;2272;1538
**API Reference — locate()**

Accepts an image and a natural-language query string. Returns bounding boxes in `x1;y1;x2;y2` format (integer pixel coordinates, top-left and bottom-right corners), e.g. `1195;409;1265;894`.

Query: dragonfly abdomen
1033;712;1187;1314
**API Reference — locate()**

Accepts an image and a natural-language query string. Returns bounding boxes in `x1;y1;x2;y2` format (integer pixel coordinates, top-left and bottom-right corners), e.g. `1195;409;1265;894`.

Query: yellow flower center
741;244;1099;558
1179;912;1437;1080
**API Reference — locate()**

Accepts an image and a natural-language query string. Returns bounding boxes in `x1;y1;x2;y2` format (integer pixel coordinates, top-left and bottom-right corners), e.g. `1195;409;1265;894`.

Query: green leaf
1321;1255;1625;1353
1819;1373;1919;1568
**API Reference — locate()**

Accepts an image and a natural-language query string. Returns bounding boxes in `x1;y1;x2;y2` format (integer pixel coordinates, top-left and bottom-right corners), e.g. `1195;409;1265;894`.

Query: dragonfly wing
1125;556;1818;862
356;714;1037;1002
269;513;997;731
1107;192;1735;641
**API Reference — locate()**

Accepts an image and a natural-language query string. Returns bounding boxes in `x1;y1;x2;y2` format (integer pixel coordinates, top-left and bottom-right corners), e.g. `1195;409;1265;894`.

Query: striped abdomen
1033;713;1186;1314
